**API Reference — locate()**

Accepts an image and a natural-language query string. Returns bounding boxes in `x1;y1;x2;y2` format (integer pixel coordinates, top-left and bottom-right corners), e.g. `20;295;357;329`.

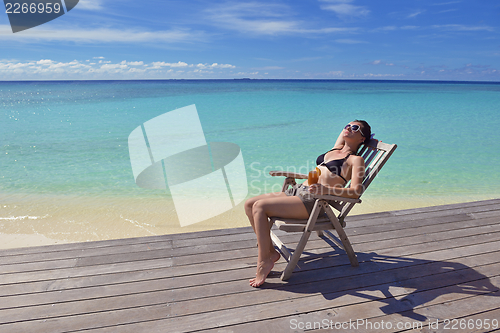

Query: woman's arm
332;128;345;149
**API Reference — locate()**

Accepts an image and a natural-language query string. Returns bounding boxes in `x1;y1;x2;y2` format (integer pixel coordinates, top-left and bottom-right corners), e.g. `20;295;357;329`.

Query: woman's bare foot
271;249;281;263
249;258;274;287
254;250;280;277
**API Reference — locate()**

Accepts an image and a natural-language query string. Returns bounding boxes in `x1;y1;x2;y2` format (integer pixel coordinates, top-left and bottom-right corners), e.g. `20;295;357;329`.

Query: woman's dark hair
354;119;371;145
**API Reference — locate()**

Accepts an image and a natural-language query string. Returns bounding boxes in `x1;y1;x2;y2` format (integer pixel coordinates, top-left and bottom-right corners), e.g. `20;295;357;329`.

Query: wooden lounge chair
269;139;397;280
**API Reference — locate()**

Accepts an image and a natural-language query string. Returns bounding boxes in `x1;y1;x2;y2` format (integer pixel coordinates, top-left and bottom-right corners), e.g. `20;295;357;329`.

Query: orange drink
308;167;321;184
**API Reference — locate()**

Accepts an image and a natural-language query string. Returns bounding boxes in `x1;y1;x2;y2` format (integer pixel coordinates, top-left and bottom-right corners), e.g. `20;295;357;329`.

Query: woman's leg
248;195;309;287
244;192;284;232
245;192;284;264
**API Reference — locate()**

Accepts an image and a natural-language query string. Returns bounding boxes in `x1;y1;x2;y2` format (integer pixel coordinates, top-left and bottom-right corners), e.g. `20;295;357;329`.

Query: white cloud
37;59;54;65
149;61;189;69
432;24;495;32
408;10;424;18
205;2;358;35
205;2;296;35
401;26;419;30
371;25;421;33
327;71;344;76
369;60;395;66
123;61;144;66
75;0;105;11
0;25;206;44
371;24;492;34
100;63;128;71
432;1;461;5
196;63;236;69
0;59;237;79
319;0;370;17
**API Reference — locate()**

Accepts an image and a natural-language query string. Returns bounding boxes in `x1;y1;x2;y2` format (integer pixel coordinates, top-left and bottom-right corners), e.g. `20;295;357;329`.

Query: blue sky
1;0;499;81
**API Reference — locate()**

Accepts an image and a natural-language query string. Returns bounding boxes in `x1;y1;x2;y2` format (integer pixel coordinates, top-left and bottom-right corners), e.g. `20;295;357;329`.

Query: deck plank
0;199;499;333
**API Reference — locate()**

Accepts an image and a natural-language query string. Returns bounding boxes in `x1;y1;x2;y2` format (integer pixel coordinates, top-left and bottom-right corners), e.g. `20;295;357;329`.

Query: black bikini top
316;148;351;183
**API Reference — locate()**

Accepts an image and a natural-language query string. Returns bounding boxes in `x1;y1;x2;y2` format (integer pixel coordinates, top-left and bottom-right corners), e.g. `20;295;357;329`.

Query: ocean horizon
1;79;499;245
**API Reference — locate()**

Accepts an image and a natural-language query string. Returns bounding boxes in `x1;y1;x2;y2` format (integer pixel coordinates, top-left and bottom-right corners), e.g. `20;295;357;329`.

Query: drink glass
308;168;320;184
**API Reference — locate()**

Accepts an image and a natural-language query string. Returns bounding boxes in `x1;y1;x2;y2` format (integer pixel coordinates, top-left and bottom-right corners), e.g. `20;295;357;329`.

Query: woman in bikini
245;120;371;287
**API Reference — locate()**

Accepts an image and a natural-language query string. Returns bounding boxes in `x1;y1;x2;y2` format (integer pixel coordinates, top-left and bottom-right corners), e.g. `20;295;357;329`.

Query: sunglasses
344;124;365;137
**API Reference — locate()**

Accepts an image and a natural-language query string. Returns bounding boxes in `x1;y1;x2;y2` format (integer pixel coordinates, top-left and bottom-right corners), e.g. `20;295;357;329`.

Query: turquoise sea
1;80;500;243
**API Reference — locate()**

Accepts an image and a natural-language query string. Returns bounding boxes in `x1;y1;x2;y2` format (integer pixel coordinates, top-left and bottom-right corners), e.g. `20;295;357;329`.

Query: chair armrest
269;171;308;179
314;194;362;204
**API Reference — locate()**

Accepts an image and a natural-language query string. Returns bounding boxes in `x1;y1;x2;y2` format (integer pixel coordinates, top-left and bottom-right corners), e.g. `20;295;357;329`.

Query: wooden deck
1;199;499;333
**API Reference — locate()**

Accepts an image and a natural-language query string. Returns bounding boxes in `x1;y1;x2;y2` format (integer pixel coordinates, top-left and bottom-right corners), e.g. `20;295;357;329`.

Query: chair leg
270;230;292;262
323;205;359;267
280;200;322;280
281;228;312;280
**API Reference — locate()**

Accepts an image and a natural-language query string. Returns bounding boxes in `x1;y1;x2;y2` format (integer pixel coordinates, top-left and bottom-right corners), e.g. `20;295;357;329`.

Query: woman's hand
308;183;326;195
